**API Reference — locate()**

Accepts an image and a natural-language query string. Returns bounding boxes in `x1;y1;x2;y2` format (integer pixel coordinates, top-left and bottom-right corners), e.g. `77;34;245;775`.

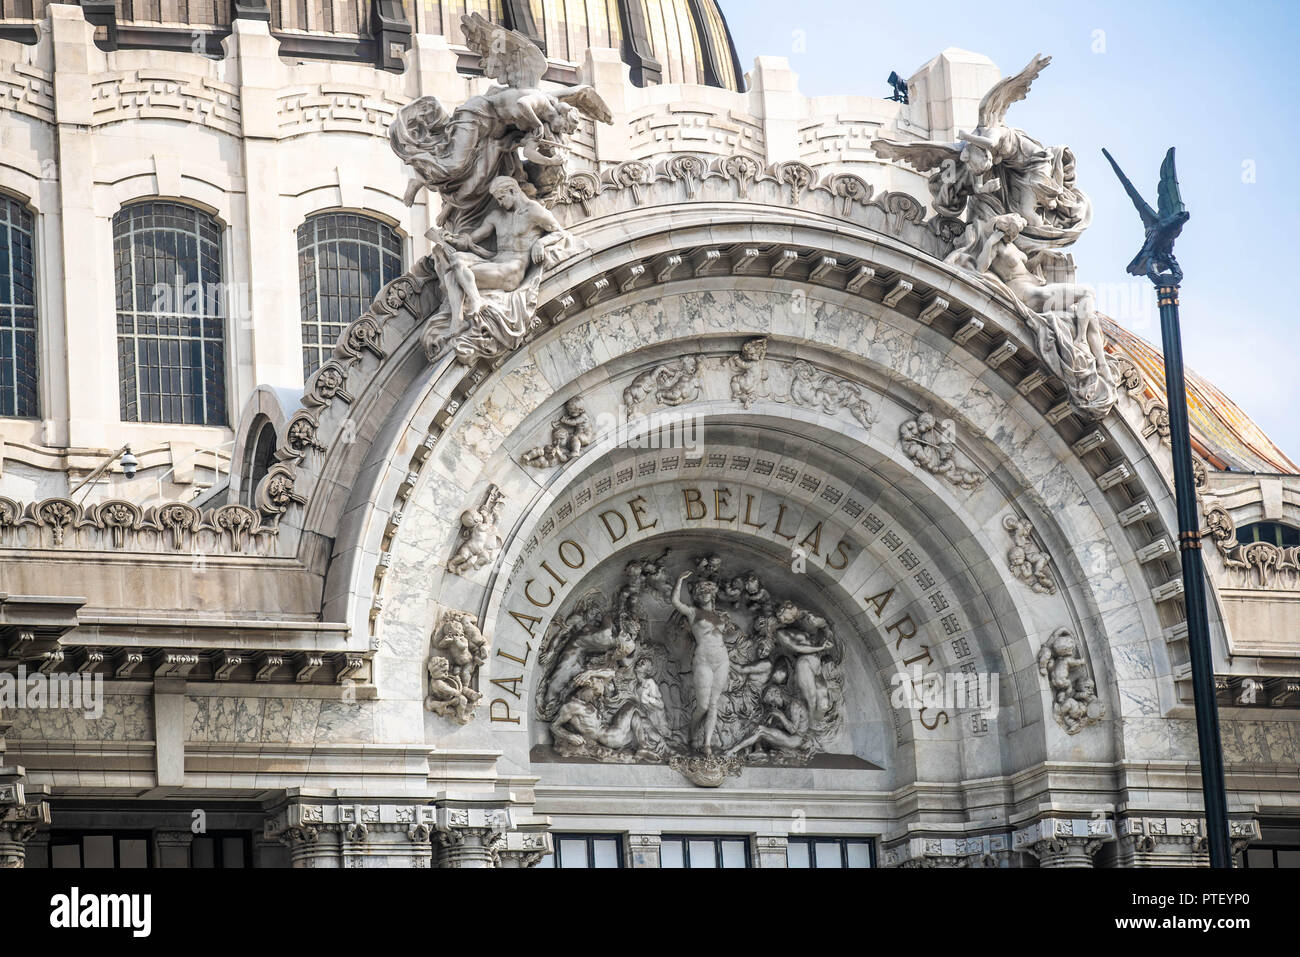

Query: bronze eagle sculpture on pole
1102;146;1190;285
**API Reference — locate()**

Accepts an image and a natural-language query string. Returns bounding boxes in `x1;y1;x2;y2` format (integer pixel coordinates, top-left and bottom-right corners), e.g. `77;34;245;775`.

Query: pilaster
226;20;300;395
49;5;114;449
0;767;51;868
748;57;802;165
754;834;789;868
627;833;662;868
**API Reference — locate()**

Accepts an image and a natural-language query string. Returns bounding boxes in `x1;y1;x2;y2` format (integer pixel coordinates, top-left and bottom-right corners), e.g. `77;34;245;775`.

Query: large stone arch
236;203;1207;854
315;280;1201;848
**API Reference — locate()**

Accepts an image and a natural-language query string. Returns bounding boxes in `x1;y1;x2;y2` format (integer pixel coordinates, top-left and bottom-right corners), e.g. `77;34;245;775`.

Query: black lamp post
1102;147;1232;868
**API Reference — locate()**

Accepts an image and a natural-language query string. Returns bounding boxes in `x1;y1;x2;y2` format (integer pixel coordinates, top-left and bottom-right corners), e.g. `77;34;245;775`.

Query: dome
0;1;746;90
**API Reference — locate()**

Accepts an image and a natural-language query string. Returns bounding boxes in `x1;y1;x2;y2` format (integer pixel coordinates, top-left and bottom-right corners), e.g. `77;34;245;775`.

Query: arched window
241;416;277;508
1238;522;1300;548
113;202;228;426
297;213;402;377
0;195;38;418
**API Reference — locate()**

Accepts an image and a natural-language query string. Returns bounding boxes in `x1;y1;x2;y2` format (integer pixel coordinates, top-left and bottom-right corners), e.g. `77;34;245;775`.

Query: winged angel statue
388;14;612;364
873;55;1118;419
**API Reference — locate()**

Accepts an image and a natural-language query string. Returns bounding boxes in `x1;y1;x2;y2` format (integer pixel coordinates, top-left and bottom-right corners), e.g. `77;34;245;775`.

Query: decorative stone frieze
0;497;276;554
264;801;439;869
882;837;968;868
1113;816;1260;867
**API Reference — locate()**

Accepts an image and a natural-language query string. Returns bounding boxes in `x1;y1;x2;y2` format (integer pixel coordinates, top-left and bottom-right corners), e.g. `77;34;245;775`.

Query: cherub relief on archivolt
873;55;1119;420
387;14;611;365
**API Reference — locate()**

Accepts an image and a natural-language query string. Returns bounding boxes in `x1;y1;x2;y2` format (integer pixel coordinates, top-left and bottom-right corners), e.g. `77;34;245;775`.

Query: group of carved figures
535;553;845;771
1037;628;1104;734
380;17;1114;427
386;13;609;365
425;611;491;723
872;55;1118;420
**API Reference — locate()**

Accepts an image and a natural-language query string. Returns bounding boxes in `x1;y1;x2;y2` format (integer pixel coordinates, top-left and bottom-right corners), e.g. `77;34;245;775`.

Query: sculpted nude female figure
672;572;735;755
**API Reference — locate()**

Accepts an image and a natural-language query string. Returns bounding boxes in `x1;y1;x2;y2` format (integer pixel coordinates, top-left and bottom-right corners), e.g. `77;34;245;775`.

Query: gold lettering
901;645;933;668
599;509;628;542
509;609;544;639
540;561;568;587
742;494;767;531
772;504;797;541
490;700;520;724
919;708;950;731
864;588;894;618
628;496;658;531
714;487;737;523
683;488;707;521
559;539;586;569
496;643;532;667
798;521;823;556
524;579;554;608
886;615;918;649
491;675;523;699
827;539;852;571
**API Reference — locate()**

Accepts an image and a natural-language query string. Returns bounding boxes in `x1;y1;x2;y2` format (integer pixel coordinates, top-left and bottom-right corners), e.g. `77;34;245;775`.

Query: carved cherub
435;612;490;688
425;655;481;724
448;486;505;576
1004;515;1056;594
729;338;769;409
1037;629;1103;733
521;397;595;468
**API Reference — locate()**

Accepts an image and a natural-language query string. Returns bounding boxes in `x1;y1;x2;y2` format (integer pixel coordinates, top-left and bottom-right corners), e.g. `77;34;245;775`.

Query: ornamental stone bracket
496;817;554;868
264;800;439;869
1113;815;1260;867
1012;816;1115;868
0;766;51;868
435;797;516;869
881;833;1018;868
882;837;971;869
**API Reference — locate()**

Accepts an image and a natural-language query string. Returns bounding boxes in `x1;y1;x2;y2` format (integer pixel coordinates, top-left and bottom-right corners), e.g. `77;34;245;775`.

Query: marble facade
0;4;1296;869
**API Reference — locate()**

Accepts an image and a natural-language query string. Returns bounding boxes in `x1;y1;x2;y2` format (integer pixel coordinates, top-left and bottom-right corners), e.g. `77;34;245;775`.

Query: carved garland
0;497;272;554
552;155;956;246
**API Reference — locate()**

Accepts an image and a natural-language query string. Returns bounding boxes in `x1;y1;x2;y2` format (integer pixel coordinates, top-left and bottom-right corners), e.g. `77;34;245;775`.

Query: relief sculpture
535;552;845;786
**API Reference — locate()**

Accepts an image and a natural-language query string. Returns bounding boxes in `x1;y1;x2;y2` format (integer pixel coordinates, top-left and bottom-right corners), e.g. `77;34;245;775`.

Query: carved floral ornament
1203;503;1300;589
0;496;273;554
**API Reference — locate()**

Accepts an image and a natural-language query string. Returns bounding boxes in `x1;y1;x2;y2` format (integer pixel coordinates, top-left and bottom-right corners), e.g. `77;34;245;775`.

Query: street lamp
1103;146;1232;868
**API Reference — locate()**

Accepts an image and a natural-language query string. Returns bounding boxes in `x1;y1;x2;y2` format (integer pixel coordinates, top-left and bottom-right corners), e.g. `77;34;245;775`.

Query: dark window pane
0;196;38;417
297;212;403;376
113;202;226;424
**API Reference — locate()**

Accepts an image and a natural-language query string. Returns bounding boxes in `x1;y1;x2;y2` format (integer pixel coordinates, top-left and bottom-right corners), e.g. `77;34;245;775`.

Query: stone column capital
1013;816;1114;868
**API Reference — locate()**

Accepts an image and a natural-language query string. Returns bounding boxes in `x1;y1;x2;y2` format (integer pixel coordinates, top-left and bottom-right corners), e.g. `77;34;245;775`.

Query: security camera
120;447;139;480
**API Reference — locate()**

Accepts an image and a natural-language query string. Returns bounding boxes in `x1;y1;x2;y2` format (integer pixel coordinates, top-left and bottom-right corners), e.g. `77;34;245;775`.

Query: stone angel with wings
871;54;1092;268
387;14;610;364
388;12;612;234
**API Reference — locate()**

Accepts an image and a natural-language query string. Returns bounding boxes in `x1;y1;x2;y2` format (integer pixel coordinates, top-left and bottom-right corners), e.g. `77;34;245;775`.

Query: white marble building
0;1;1297;869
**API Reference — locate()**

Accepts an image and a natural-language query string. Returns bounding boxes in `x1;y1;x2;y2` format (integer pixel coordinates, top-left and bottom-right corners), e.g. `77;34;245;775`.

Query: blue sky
724;0;1300;464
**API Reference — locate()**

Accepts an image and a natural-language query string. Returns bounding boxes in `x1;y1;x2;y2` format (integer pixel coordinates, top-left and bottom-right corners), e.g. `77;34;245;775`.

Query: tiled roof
1105;318;1298;474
